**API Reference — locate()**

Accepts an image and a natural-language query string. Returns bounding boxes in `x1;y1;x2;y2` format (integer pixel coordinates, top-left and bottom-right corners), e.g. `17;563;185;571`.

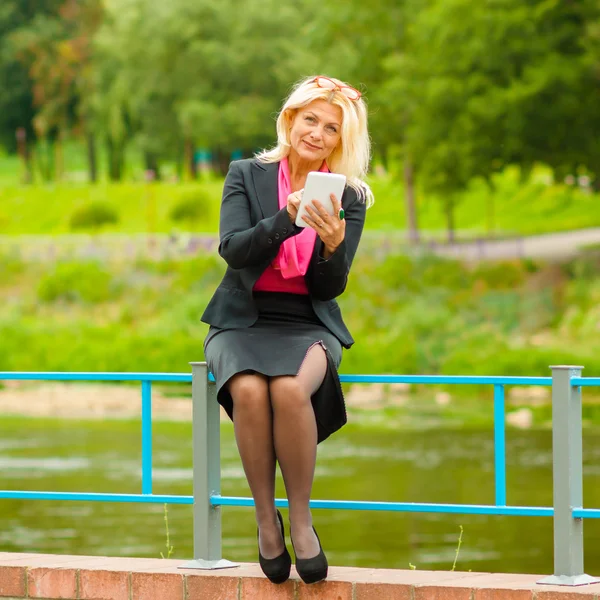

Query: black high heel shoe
258;510;292;584
291;526;328;584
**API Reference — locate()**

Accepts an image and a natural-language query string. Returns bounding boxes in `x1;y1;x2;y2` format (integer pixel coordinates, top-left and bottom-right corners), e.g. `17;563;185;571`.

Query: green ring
338;208;345;220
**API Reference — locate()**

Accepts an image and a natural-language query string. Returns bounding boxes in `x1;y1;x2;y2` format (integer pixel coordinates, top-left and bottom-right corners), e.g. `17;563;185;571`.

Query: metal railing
0;364;599;586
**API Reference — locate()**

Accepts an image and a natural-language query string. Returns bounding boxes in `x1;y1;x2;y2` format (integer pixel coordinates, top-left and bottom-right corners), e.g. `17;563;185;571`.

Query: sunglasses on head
313;76;361;101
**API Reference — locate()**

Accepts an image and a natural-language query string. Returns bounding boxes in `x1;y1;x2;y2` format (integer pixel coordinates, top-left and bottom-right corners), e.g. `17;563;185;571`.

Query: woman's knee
228;373;269;411
269;377;310;412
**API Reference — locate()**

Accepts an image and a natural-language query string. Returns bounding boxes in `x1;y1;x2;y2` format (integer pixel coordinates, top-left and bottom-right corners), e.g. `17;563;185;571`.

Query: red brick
131;571;184;600
185;574;239;600
240;576;295;600
28;567;78;599
414;585;473;600
475;590;532;600
355;581;412;600
0;565;26;597
79;569;129;600
297;579;353;599
536;590;600;599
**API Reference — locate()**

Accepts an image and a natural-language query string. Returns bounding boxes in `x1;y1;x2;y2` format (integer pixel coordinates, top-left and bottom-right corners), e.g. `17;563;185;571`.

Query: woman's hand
302;193;345;258
286;190;303;224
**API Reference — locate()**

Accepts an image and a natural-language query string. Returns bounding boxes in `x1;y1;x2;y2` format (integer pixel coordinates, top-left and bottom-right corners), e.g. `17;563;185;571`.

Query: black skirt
203;292;346;443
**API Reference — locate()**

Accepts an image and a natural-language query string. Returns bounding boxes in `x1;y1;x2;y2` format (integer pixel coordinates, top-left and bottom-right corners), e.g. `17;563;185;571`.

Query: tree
385;0;600;241
0;0;63;180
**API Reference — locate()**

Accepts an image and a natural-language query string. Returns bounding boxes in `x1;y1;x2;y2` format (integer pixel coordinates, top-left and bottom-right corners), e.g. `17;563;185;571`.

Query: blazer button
275;233;280;240
268;238;273;244
282;228;288;235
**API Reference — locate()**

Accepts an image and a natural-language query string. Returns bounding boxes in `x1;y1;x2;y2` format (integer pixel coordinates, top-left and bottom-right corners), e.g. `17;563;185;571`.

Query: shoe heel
258;510;292;584
292;526;328;585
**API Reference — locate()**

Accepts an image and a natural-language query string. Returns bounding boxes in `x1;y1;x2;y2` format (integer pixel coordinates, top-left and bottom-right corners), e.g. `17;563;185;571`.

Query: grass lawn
1;142;599;237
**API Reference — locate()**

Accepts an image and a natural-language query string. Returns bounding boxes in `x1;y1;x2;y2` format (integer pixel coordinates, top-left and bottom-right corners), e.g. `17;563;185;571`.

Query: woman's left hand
302;193;345;258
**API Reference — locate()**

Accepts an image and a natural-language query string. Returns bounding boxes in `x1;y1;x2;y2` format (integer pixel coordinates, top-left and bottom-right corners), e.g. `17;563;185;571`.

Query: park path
2;227;600;261
367;226;600;261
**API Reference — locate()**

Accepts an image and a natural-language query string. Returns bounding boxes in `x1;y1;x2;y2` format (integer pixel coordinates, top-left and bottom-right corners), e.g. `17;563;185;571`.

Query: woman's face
288;99;343;165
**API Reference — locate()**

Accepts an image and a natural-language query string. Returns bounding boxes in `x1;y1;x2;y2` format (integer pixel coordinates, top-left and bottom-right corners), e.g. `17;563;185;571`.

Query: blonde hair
256;75;374;207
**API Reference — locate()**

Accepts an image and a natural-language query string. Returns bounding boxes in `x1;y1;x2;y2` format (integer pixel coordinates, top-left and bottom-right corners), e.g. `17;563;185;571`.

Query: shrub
169;191;211;225
70;202;119;231
37;262;116;304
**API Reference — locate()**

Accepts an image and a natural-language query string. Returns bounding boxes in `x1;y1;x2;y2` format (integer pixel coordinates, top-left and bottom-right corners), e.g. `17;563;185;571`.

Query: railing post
179;362;238;571
141;380;153;495
493;384;506;506
538;365;599;586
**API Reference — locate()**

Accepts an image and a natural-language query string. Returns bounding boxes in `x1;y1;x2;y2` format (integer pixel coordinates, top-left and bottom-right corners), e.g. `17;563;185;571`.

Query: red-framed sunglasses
313;76;362;101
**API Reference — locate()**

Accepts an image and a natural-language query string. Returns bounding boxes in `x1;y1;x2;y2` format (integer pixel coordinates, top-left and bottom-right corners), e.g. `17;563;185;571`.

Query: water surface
1;416;600;575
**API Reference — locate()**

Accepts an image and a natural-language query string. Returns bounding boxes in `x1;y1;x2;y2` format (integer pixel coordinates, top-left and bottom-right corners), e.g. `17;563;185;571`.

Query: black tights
227;343;327;560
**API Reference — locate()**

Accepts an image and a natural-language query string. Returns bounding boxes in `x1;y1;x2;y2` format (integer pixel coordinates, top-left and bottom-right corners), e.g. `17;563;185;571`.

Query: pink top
253;158;329;295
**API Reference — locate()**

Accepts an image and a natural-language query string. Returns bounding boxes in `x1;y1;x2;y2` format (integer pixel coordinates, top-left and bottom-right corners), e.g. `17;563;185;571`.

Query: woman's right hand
286;190;303;224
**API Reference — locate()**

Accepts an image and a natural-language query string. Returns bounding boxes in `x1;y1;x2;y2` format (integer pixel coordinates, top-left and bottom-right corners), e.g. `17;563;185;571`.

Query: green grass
2;141;600;237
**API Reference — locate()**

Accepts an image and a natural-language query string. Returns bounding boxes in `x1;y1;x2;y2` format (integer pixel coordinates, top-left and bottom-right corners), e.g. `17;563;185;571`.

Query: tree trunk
445;199;455;243
107;138;124;181
144;151;161;181
87;132;97;183
404;159;419;243
54;130;64;181
15;127;32;184
183;139;197;180
213;149;230;176
379;144;389;172
176;141;185;181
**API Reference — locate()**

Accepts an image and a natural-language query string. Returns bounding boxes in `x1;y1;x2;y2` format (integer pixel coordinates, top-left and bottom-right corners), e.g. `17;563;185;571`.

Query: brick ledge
0;552;598;599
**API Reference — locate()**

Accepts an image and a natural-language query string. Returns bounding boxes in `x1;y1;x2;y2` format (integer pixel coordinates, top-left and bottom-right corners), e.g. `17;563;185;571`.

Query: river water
2;415;600;575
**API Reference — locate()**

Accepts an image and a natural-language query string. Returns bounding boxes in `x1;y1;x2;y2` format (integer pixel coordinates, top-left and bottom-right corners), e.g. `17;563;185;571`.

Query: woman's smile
303;140;322;150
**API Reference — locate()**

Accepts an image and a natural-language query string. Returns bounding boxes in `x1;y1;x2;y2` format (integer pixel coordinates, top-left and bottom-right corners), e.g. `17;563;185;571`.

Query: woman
201;75;373;585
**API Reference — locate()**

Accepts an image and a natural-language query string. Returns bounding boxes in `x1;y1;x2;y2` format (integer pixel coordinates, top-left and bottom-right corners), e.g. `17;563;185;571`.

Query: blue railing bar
0;372;192;383
0;491;193;504
210;496;553;517
337;375;552;385
493;384;507;506
573;508;600;518
570;377;600;387
0;372;553;386
141;381;153;495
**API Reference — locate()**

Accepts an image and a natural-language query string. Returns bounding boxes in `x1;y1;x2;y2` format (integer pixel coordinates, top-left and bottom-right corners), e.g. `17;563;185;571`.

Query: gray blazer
200;158;366;348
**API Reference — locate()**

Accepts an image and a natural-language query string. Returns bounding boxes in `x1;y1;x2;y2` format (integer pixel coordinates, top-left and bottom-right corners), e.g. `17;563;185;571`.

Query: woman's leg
269;343;328;559
228;373;283;559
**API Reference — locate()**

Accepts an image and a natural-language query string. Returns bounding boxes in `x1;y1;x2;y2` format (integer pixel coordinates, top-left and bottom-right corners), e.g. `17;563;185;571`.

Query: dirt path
0;382;194;420
4;227;600;262
0;381;411;420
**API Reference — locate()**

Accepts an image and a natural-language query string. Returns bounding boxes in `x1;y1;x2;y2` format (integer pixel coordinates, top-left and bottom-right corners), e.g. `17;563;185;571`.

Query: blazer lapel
251;160;279;219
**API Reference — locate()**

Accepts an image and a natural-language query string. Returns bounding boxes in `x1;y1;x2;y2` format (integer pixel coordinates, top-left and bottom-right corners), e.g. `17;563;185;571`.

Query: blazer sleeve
305;189;367;301
218;162;302;270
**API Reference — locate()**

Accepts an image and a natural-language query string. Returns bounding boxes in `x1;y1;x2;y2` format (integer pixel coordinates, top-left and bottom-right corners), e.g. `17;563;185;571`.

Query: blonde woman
201;75;373;585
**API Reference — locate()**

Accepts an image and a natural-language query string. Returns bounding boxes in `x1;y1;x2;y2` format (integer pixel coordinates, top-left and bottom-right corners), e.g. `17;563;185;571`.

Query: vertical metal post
179;362;238;571
141;380;153;495
493;384;506;506
538;365;599;586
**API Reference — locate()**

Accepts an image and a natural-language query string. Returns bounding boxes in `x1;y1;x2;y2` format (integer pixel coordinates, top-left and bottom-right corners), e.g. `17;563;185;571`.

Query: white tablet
295;171;347;228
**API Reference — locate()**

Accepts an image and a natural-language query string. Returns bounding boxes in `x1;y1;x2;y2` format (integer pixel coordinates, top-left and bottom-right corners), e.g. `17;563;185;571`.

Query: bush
37;262;117;304
70;202;119;230
169;191;211;225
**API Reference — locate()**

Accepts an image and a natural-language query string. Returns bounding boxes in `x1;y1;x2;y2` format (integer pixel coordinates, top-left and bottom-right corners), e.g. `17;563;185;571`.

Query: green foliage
37;261;116;303
160;504;175;559
5;249;600;380
0;247;25;282
169;192;210;225
69;202;119;230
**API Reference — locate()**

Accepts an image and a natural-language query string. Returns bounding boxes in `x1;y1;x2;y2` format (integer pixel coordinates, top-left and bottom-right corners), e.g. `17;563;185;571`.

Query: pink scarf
275;157;329;278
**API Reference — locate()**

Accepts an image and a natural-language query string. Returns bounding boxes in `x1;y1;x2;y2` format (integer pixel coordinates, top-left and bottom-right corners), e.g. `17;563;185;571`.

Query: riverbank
2;379;598;430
